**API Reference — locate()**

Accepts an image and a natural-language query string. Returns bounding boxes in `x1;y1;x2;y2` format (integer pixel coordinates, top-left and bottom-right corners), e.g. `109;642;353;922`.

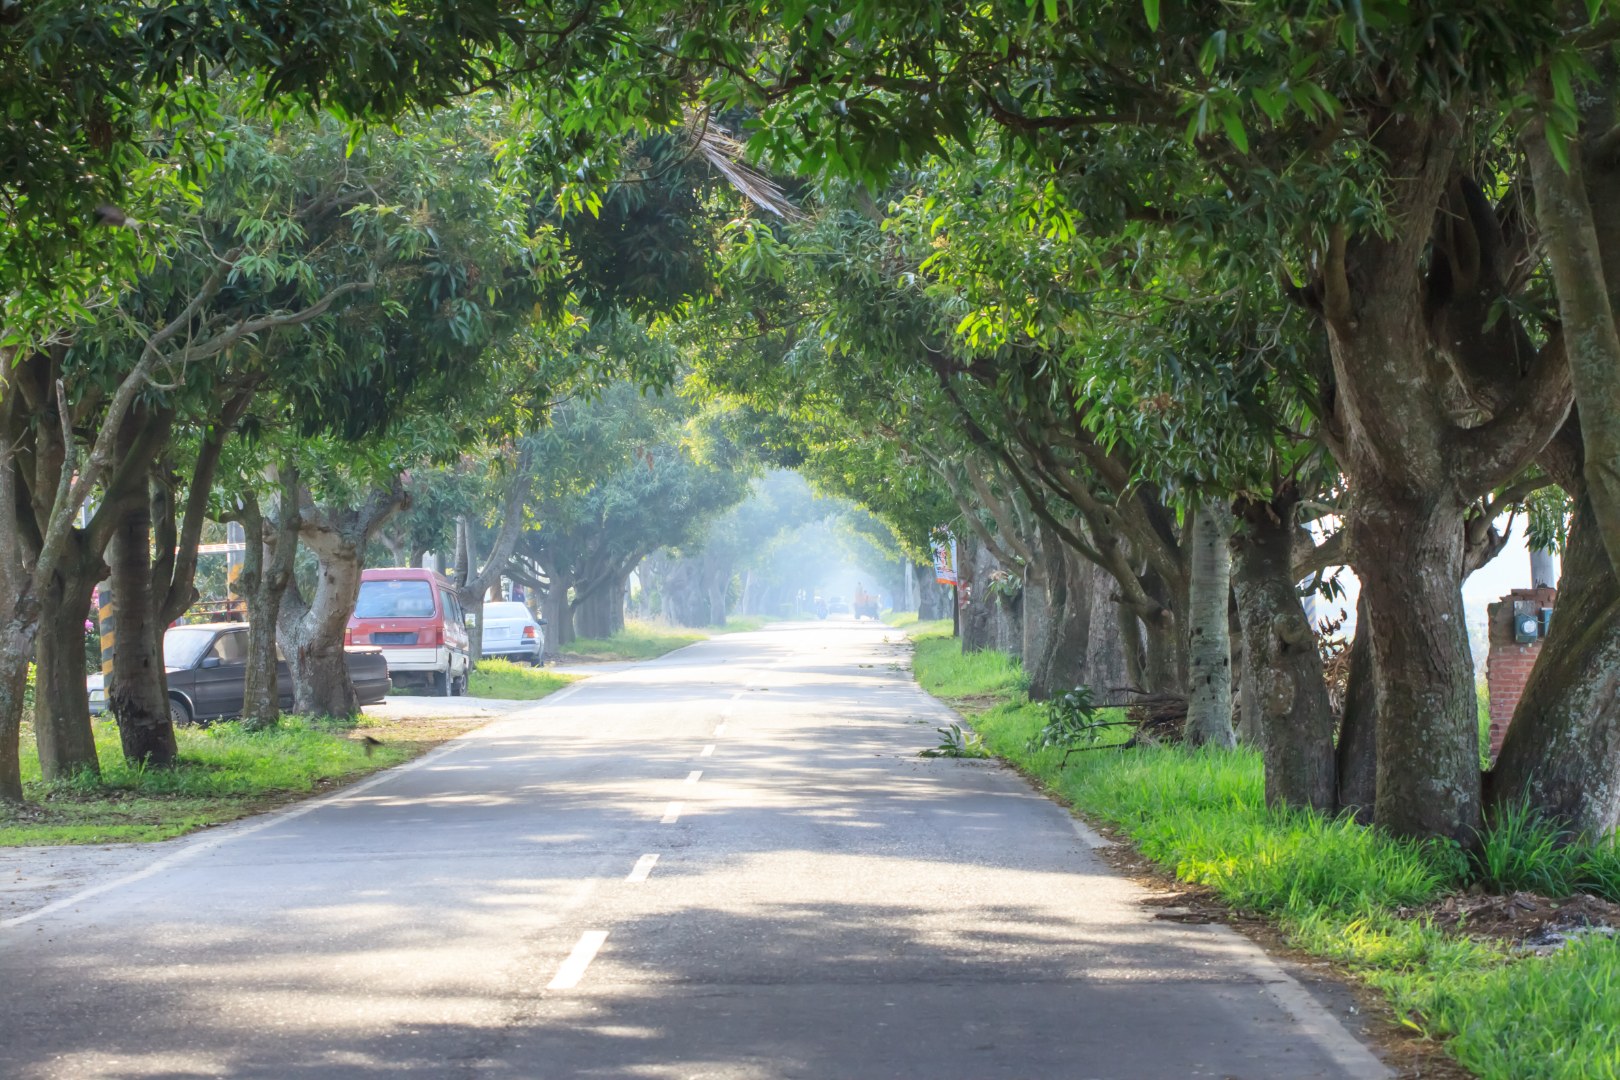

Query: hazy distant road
0;622;1387;1079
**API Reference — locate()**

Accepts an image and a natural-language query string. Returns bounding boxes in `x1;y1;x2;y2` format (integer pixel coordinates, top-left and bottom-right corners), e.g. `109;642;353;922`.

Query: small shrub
919;722;986;758
1578;831;1620;903
1029;685;1106;759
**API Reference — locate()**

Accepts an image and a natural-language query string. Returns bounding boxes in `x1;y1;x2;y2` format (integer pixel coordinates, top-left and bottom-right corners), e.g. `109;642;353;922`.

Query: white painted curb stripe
626;854;659;882
1071;817;1114;849
1188;924;1391;1078
547;930;608;989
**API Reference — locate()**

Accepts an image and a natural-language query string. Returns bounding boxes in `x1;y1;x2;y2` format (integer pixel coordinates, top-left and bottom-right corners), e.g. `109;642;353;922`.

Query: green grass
561;615;781;662
3;715;425;846
467;658;578;700
903;626;1620;1080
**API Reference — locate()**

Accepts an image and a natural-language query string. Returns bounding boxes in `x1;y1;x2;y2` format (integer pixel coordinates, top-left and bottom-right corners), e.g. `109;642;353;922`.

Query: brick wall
1484;586;1557;757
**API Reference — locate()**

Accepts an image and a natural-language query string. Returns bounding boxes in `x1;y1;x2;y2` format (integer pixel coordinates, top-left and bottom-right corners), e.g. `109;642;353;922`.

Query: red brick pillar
1484;586;1557;756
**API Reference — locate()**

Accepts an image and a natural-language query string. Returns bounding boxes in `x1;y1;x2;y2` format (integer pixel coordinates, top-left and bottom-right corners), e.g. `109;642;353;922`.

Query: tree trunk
542;569;575;647
1492;491;1620;834
1525;113;1620;579
0;643;25;802
280;482;404;717
235;472;300;730
0;422;37;801
572;580;624;639
918;570;951;620
34;556;103;781
106;476;177;765
1356;493;1481;841
1027;541;1096;701
1231;498;1336;812
1185;502;1236;748
280;548;363;718
1336;596;1379;822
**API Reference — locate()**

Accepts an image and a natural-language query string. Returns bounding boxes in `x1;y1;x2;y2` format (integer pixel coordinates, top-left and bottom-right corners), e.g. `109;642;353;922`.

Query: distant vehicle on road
88;623;390;726
813;595;828;619
828;596;852;616
347;568;472;695
478;601;545;665
853;585;879;620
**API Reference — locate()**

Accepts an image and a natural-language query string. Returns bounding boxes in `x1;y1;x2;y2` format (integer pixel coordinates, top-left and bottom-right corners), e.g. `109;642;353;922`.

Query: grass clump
902;625;1620;1080
4;714;429;846
468;658;577;700
562;619;710;661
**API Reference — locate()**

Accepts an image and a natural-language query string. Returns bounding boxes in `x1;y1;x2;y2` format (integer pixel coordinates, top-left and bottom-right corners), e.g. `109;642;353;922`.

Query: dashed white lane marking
661;801;684;824
685;770;703;784
547;930;609;990
700;744;715;757
714;722;728;736
626;854;659;882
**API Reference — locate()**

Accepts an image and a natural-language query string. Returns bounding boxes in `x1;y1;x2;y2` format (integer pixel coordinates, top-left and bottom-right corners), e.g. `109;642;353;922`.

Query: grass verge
557;615;780;663
468;658;578;700
904;627;1620;1080
2;710;473;847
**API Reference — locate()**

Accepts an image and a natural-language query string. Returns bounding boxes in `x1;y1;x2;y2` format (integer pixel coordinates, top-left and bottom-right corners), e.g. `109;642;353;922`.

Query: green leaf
1143;0;1160;31
1221;111;1250;154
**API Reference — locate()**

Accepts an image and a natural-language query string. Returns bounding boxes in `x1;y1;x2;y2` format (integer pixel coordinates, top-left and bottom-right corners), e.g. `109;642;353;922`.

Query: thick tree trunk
280;541;363;718
1020;551;1054;698
0;644;25;802
1231;500;1336;811
34;557;102;780
236;475;299;730
0;428;37;801
572;581;624;639
106;482;177;764
280;483;404;717
1493;491;1620;834
1336;596;1379;822
1526;115;1620;578
542;570;575;646
1356;494;1481;841
1185;502;1236;749
1029;542;1099;701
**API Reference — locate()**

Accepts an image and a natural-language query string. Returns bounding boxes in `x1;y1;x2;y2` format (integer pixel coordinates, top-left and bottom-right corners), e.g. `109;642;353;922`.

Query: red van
346;568;472;695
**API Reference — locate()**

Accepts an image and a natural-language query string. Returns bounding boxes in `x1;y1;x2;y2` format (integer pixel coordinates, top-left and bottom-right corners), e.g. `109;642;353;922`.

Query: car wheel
451;674;467;697
431;669;450;696
169;696;194;727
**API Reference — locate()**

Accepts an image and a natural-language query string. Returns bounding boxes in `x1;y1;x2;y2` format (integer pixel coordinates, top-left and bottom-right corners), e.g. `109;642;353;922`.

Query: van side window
440;588;463;626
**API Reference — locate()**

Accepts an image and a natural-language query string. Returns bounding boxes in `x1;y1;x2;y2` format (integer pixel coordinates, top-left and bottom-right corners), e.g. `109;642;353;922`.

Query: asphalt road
0;622;1389;1079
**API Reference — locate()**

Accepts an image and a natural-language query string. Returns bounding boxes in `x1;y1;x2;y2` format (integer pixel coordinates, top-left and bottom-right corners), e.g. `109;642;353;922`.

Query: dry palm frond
686;113;804;221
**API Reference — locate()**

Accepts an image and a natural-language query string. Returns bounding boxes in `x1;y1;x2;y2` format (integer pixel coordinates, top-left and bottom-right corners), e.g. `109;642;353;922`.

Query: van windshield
355;580;436;619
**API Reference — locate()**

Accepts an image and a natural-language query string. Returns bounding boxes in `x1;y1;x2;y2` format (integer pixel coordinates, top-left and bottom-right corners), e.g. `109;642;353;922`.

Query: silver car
478;601;545;665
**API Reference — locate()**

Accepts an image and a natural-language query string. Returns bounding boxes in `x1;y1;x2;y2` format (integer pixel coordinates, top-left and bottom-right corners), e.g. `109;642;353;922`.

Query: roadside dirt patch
1422;889;1620;952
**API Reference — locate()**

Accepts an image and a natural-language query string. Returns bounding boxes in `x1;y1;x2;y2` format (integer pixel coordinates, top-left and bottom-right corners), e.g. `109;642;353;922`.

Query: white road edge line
547;930;609;990
626;854;660;882
660;801;684;824
685;770;703;784
1071;817;1114;849
699;744;716;757
1186;924;1391;1079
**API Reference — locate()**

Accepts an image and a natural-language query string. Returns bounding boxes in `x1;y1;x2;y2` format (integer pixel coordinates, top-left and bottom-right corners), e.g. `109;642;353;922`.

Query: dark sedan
88;623;390;725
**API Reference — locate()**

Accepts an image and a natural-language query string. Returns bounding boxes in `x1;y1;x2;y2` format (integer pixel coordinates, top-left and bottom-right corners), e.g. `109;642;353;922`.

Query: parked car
828;595;852;615
87;623;390;725
478;600;545;665
346;568;472;695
